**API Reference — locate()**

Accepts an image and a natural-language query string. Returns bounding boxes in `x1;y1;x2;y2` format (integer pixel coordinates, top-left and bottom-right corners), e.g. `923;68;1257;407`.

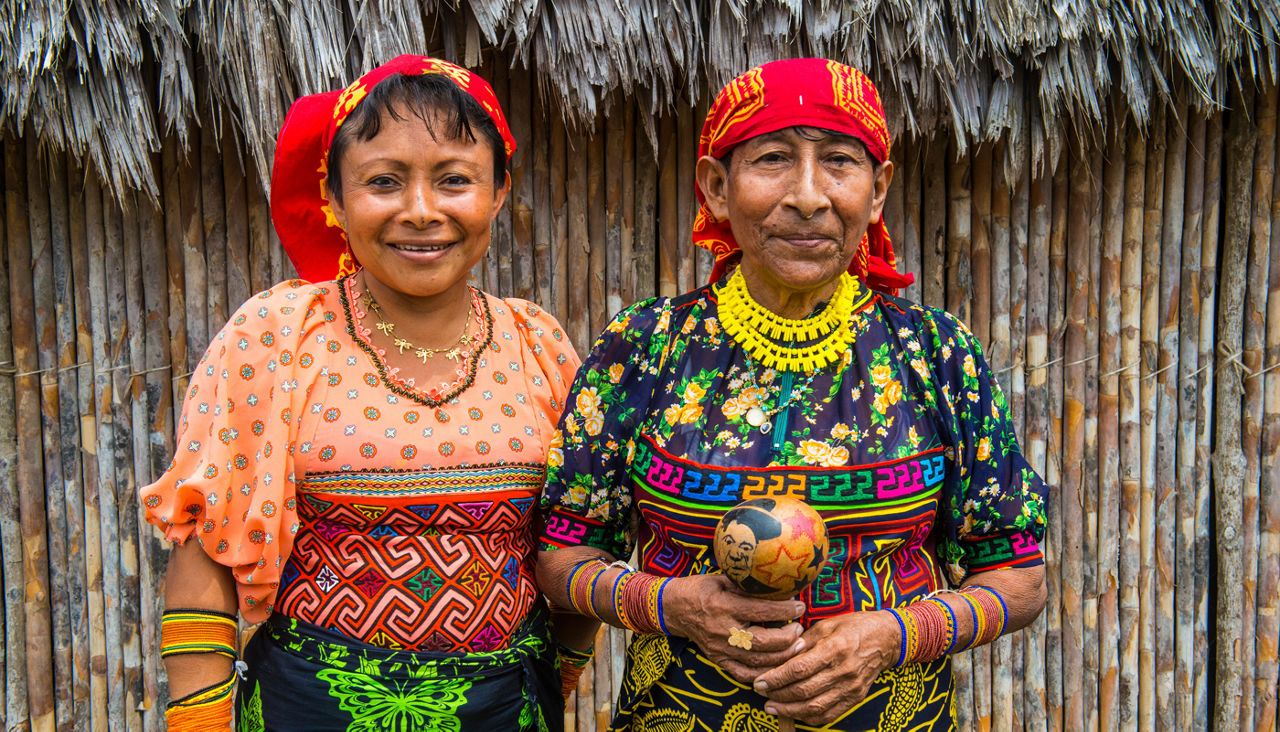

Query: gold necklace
363;288;477;364
715;270;859;373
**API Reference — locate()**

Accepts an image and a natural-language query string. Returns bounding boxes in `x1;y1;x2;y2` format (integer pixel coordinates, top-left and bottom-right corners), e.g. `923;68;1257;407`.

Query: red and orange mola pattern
826;60;890;162
701;67;765;153
275;464;546;652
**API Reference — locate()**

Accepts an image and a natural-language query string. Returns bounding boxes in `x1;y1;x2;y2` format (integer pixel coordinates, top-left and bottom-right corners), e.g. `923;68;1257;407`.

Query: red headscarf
694;58;914;295
270;55;516;282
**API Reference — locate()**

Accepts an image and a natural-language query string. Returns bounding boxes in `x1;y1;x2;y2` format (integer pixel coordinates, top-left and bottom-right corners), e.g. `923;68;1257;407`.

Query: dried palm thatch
3;0;1279;199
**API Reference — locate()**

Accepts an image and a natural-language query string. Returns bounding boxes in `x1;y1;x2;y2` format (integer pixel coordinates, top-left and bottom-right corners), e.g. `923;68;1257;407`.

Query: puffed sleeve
506;297;581;423
139;281;327;622
538;298;671;559
921;309;1049;585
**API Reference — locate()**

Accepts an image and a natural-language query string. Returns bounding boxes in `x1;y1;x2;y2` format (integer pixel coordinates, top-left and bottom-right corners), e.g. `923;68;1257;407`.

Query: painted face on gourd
712;497;829;600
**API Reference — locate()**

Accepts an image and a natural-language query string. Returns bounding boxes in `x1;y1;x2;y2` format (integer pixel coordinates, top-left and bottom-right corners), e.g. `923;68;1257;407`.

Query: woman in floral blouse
537;59;1048;731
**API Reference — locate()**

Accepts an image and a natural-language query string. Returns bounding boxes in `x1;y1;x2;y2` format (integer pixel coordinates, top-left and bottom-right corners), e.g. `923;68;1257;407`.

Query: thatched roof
4;0;1278;198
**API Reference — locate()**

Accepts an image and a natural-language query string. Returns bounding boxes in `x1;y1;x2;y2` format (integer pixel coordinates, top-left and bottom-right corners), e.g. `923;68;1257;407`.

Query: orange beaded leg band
165;671;236;731
160;608;238;659
557;643;594;700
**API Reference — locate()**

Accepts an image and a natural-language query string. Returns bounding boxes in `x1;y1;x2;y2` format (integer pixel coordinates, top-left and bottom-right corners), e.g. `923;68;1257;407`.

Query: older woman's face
698;128;892;294
329;106;509;299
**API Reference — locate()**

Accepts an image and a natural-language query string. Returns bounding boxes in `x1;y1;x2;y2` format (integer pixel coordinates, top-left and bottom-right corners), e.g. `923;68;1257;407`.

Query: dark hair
326;72;507;204
718;126;878;168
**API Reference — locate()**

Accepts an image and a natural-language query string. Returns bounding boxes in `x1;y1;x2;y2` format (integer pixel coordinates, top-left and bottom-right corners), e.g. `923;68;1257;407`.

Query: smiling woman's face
697;127;892;298
329;105;509;301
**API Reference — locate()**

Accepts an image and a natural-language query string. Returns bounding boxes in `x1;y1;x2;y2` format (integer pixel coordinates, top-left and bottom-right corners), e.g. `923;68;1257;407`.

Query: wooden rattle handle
779;715;795;732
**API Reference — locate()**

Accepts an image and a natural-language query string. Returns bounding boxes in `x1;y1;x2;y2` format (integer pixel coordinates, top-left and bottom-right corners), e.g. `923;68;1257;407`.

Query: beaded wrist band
160;609;238;660
961;586;1008;646
566;560;610;619
566;560;671;634
889;599;955;665
165;670;236;730
956;591;983;651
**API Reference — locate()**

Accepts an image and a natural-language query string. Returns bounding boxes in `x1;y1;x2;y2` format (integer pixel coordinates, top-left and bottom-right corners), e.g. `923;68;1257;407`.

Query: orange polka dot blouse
141;278;579;652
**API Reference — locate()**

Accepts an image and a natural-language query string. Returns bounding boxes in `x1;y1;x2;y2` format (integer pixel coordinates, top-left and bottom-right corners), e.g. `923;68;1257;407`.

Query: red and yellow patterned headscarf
695;58;914;295
270;55;516;282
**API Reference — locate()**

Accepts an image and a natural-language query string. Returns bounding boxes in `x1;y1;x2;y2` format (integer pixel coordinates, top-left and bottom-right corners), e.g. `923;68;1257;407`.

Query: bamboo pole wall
0;62;1278;731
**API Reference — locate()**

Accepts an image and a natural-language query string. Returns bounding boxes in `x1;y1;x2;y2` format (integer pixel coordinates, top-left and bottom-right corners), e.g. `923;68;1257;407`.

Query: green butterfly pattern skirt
235;603;560;732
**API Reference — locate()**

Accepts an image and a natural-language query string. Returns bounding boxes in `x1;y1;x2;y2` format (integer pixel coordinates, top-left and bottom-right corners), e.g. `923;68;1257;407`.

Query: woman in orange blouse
140;56;591;731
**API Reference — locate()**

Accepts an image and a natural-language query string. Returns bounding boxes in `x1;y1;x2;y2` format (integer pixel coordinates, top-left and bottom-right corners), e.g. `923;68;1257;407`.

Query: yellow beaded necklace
715;270;860;373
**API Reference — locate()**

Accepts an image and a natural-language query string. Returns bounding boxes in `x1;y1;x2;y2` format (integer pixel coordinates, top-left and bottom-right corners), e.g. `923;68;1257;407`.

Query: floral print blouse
540;278;1047;620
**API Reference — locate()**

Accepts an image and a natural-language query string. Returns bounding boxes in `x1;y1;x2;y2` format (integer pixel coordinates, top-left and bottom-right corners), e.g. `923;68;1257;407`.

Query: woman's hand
750;610;900;727
662;574;807;685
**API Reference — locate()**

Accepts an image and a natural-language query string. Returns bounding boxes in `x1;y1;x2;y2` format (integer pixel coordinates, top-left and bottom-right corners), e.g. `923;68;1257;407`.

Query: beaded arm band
566;559;671;635
887;586;1009;666
164;671;236;730
160;608;238;659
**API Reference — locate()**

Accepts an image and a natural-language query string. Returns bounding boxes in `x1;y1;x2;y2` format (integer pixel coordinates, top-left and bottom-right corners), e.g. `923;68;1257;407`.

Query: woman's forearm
959;564;1047;636
163;540;239;700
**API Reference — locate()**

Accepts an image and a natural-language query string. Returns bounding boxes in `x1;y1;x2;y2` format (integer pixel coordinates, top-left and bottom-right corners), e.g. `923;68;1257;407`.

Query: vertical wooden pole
247;158;273;294
587;126;606;335
181;128;208;380
1139;106;1165;731
532;79;553;311
901;135;923;304
136;186;172;732
1008;132;1032;731
567;125;590;352
201;114;229;335
676;105;696;293
491;57;513;297
1242;85;1278;731
1;134;31;732
634;114;657;301
1023;111;1052;731
105;188;143;731
946;143;972;326
1175;110;1206;732
64;158;94;731
1155;100;1188;732
1193;112;1222;732
1254;91;1280;730
1097;122;1125;732
509;62;536;302
80;171;110;731
1118;119;1146;731
549;105;569;326
971;142;992;347
28;135;63;732
1214;81;1255;732
592;625;611;730
619;104;636;308
657;115;678;298
223;131;251;309
45;147;78;731
1062;140;1088;732
604;104;625;316
12;134;55;732
921;141;947;310
1047;155;1068;732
